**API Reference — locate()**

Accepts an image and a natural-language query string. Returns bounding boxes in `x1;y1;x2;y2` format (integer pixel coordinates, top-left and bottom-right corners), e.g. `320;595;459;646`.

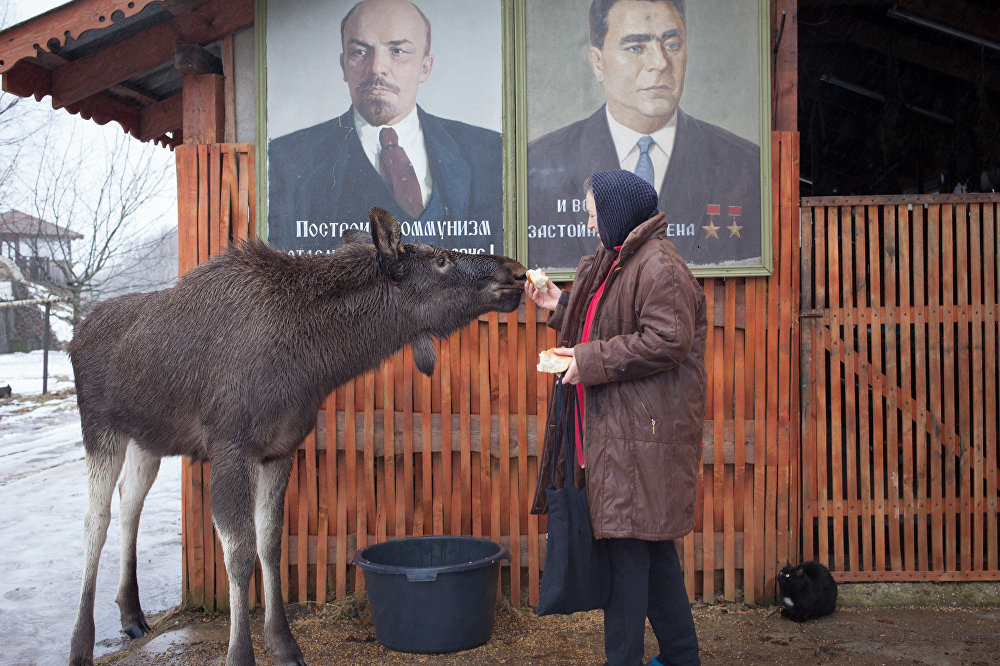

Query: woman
527;169;707;666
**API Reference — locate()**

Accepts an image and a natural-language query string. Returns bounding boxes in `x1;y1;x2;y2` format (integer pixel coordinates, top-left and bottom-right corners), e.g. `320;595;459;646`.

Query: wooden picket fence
174;133;802;610
800;195;1000;581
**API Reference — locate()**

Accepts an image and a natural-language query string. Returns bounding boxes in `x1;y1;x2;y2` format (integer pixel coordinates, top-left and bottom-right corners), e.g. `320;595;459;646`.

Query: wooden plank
138;92;182;142
955;203;972;573
866;204;886;572
984;203;999;573
742;277;757;603
527;300;542;605
813;208;830;571
941;203;957;572
360;372;375;591
852;205;873;573
788;134;802;586
927;204;945;572
733;279;747;599
911;203;929;571
460;327;473;537
723;278;737;601
969;204;984;572
493;313;509;577
897;204;916;573
752;277;768;601
440;336;454;535
884;204;902;573
420;360;432;537
335;393;348;598
777;132;797;578
478;320;492;540
508;308;523;606
841;204;859;573
703;278;717;601
827;206;844;572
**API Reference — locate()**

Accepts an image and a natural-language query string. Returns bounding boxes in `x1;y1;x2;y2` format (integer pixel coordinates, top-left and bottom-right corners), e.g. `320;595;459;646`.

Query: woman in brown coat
527;169;707;665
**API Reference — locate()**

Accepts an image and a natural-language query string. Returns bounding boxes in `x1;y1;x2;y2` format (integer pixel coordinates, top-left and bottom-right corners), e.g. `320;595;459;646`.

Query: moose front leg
209;456;260;666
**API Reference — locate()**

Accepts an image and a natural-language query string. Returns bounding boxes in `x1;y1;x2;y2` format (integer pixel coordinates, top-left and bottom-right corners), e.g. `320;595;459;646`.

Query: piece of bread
537;348;572;373
526;268;549;290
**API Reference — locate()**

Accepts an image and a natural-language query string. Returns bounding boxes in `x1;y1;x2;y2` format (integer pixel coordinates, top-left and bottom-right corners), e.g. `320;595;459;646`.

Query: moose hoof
123;621;149;639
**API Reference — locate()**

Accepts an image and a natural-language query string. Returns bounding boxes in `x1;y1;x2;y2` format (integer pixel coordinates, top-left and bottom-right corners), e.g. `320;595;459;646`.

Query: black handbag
536;377;610;616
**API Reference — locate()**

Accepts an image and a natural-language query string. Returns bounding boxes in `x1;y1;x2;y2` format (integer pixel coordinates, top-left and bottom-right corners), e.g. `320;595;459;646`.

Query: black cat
777;560;838;622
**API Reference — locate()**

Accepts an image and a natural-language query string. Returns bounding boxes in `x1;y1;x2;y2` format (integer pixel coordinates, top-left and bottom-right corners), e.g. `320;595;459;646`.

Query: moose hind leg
70;429;128;666
210;456;261;666
116;443;161;638
256;454;305;665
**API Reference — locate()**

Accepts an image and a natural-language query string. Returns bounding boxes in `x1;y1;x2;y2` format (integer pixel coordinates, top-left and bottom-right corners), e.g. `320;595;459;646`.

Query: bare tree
20;125;175;324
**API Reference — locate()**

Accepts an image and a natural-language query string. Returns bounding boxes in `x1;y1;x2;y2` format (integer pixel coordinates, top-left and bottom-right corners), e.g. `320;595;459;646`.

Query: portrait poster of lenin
526;0;769;274
266;0;504;256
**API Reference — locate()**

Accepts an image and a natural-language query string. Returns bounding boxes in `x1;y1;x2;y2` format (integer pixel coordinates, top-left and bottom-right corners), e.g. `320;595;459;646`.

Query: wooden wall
800;195;1000;581
175;132;801;609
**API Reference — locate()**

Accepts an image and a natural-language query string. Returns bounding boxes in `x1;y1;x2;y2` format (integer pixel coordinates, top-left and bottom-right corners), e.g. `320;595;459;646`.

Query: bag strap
550;377;576;487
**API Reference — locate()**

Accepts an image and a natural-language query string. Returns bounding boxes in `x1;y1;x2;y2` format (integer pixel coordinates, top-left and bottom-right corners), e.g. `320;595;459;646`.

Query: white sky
3;0;178;242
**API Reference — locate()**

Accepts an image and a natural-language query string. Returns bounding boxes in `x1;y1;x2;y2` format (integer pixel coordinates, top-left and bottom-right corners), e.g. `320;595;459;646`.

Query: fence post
42;300;51;395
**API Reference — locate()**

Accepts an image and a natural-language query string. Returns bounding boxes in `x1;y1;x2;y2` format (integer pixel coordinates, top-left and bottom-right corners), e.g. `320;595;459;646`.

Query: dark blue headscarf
591;169;658;250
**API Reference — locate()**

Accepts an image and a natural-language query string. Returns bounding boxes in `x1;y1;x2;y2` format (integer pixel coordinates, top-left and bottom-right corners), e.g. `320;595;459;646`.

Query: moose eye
436;256;447;268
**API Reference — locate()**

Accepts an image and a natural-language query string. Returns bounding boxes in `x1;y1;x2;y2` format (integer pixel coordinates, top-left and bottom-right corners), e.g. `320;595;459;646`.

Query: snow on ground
0;351;182;666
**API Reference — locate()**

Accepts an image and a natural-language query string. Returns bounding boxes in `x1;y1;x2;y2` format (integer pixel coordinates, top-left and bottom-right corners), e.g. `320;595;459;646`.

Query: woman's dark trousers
603;538;700;666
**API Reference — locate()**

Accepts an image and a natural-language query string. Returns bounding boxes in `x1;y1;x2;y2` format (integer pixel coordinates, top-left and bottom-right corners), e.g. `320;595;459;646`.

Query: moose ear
369;207;403;272
411;335;437;377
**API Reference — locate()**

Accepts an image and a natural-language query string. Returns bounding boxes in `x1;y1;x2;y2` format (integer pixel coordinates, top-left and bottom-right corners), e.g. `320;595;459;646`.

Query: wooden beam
2;59;51;98
182;73;224;144
0;0;158;73
175;43;223;76
771;0;798;131
50;0;252;107
140;92;183;142
801;16;1000;92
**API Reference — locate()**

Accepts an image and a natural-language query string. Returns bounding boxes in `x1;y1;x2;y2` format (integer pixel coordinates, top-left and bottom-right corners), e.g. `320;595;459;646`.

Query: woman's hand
553;347;580;384
525;279;562;312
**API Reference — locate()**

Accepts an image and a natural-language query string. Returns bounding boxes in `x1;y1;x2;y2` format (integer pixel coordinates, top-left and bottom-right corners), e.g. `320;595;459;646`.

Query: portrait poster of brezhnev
525;0;768;274
266;0;504;256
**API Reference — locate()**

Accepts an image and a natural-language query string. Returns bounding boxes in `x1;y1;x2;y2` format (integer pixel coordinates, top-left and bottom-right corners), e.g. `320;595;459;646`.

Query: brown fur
67;208;526;665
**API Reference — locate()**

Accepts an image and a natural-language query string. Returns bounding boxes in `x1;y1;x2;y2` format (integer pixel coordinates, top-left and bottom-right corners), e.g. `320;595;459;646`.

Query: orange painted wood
955;203;973;574
984;203;999;573
840;205;859;574
941;204;957;573
703;278;716;601
897;204;915;573
927;204;945;572
866;205;886;572
883;204;902;573
911;203;929;571
969;204;984;572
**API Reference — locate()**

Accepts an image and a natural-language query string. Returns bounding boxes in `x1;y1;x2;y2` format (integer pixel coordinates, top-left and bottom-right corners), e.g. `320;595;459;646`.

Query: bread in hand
526;268;549;290
537;348;572;373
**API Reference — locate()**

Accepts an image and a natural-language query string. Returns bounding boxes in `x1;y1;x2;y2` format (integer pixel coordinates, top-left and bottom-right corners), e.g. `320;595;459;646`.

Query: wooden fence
175;133;802;610
800;195;1000;581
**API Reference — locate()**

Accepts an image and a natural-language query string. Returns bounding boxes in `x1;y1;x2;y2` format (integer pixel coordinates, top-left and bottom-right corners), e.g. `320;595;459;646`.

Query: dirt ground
95;596;1000;666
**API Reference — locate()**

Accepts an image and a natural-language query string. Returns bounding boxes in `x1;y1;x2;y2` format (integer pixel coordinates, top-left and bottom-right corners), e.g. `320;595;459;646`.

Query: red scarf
574;249;620;466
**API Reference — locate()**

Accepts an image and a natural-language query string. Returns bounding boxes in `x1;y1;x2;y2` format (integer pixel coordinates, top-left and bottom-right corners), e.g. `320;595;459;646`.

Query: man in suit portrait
528;0;762;269
268;0;503;254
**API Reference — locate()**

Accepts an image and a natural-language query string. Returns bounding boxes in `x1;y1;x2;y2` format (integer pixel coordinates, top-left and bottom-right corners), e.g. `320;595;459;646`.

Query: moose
67;208;526;665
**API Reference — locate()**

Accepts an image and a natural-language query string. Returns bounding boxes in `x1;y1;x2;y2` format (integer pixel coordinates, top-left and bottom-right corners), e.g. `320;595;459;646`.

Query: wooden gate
800;195;1000;581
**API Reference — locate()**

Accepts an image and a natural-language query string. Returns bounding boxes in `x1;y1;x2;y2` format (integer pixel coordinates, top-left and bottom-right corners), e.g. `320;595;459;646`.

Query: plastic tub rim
354;535;511;582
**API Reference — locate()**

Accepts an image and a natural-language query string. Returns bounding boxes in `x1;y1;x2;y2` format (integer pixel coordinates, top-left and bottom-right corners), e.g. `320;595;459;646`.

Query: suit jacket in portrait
268;106;503;253
527;106;761;269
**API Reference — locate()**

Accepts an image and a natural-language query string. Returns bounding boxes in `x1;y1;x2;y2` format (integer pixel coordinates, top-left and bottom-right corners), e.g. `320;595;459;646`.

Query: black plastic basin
354;536;510;653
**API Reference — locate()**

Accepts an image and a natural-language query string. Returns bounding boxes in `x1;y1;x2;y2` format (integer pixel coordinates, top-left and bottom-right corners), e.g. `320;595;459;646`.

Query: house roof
0;210;84;240
0;0;253;148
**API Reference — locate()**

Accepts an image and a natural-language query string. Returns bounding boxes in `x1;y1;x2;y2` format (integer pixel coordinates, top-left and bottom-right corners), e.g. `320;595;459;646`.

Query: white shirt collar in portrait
606;107;678;196
355;106;433;208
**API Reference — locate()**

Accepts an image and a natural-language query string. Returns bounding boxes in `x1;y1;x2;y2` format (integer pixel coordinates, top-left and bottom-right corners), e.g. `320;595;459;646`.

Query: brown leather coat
530;212;707;541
